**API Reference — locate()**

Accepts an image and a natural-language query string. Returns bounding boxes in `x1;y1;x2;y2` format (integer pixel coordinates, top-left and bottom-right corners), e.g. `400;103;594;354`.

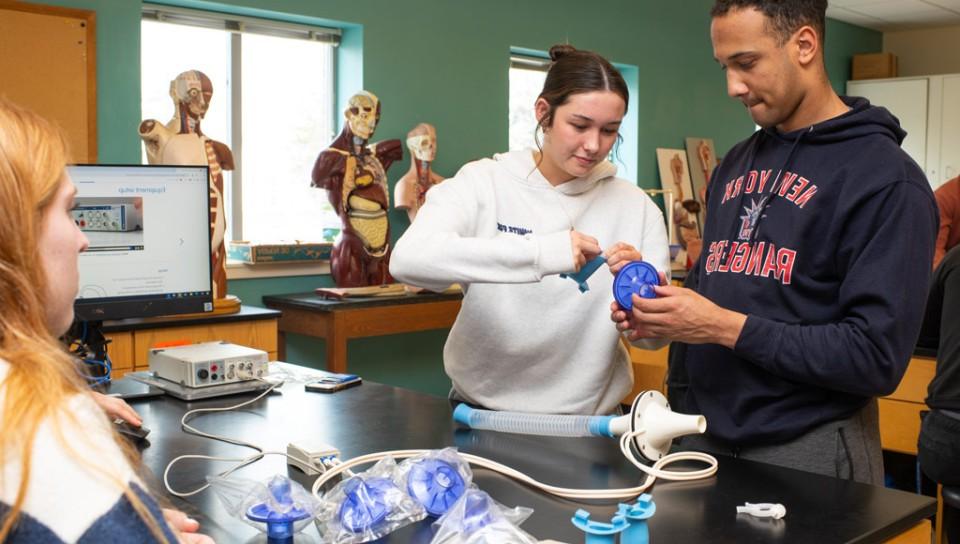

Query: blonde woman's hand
163;508;215;544
178;534;215;544
91;391;142;426
603;242;642;274
569;230;601;271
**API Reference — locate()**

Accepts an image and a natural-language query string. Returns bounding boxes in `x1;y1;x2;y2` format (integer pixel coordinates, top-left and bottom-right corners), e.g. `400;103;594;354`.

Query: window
140;6;339;244
508;54;548;152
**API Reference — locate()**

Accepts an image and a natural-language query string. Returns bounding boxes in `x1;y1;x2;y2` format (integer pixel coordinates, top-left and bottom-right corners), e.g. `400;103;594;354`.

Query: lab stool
936;485;960;544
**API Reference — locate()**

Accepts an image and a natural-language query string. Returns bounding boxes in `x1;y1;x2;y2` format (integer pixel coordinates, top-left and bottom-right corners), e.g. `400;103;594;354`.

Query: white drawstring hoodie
390;150;669;415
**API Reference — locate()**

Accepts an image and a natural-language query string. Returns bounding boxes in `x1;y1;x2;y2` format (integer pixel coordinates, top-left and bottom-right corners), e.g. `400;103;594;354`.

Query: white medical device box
72;203;142;232
149;341;269;388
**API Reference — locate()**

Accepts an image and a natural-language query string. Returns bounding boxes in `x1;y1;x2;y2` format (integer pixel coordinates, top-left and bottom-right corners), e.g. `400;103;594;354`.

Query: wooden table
262;291;462;373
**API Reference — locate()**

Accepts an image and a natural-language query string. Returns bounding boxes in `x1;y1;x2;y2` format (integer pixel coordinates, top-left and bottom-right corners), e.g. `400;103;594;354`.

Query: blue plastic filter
245;477;312;543
338;477;396;533
612;261;660;310
460;490;496;534
407;459;466;516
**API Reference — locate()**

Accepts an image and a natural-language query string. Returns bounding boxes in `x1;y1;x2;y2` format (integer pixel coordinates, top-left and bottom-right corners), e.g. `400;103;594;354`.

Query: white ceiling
828;0;960;31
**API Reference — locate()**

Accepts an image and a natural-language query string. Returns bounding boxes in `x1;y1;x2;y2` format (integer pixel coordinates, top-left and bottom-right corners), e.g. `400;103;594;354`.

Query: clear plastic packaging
207;474;321;539
454;404;611;437
397;448;473;517
430;489;537;544
315;456;427;543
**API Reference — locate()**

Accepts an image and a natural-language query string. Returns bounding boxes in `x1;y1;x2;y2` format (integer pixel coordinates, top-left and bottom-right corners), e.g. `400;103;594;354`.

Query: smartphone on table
304;371;362;393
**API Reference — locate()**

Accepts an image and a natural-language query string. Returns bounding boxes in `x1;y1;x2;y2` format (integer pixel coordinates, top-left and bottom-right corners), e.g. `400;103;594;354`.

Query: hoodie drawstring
746;126;810;243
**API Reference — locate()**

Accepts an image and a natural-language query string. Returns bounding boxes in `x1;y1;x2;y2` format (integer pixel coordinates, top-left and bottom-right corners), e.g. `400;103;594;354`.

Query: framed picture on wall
656;148;698;243
685;137;717;213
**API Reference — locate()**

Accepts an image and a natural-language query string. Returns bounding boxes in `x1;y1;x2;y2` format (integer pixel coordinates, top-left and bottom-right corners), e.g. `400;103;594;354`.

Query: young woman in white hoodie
390;44;669;415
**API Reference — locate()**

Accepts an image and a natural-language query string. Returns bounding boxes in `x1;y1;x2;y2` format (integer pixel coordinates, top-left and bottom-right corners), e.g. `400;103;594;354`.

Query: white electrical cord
163;374;718;502
618;430;718;481
162;376;316;497
309;432;717;501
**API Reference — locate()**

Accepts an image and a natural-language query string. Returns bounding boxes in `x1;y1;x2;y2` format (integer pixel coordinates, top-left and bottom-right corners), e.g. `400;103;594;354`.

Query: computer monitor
67;164;214;322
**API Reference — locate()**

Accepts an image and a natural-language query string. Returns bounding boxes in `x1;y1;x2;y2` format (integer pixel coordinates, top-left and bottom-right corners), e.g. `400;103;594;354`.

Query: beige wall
884;25;960;77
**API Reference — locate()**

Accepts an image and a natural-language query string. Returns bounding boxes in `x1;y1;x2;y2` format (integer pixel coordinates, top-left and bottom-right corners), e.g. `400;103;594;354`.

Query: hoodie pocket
835;427;854;480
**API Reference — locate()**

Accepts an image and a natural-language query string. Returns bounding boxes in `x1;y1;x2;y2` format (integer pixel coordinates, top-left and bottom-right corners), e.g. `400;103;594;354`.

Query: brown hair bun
548;44;578;62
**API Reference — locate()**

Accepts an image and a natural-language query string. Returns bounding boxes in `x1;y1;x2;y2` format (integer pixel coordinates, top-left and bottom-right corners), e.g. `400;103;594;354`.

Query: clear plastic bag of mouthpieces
316;456;427;543
207;473;321;536
397;448;474;517
430;488;537;544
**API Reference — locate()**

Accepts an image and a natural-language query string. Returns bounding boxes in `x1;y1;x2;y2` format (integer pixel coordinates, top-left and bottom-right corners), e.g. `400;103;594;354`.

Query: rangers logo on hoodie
738;197;767;241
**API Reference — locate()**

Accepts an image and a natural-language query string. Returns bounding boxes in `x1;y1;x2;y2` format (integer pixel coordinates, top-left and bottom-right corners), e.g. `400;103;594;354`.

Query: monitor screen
68;164;214;321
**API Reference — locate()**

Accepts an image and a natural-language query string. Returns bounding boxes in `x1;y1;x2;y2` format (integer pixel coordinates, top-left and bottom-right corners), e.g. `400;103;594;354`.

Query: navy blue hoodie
685;96;938;445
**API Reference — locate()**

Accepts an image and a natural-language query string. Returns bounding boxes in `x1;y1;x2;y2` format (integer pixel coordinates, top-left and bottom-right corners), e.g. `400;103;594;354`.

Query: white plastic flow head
629;390;706;461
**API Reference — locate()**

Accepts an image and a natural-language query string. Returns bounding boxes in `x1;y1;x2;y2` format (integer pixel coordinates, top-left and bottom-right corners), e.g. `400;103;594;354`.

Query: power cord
162;376;311;497
309;444;716;501
163;375;717;503
64;320;113;384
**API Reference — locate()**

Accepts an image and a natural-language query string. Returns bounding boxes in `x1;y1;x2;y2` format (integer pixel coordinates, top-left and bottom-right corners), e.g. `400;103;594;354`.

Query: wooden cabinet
623;343;669;405
879;355;935;455
101;306;280;378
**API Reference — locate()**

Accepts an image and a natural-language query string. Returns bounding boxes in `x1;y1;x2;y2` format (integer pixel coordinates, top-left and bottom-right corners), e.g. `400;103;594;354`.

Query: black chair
939;485;960;544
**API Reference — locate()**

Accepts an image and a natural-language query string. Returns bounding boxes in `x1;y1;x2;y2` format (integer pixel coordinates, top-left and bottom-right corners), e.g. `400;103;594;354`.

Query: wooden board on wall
0;1;96;163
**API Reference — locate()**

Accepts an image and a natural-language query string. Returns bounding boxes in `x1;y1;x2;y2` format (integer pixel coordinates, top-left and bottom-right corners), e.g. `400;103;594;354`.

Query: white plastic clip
736;502;786;519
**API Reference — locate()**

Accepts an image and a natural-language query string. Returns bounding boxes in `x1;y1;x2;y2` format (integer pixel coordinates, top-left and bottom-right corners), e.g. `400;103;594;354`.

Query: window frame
140;4;340;256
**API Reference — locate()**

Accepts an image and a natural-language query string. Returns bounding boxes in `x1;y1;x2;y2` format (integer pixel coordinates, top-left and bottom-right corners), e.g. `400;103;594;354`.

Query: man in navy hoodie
612;0;938;484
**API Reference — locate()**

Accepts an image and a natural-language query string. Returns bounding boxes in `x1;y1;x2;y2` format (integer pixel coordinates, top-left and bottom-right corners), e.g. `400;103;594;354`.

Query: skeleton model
139;70;234;304
311;91;403;287
394;123;445;222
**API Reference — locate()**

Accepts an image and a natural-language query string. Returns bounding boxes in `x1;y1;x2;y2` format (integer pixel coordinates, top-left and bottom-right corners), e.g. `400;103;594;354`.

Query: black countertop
130;366;935;543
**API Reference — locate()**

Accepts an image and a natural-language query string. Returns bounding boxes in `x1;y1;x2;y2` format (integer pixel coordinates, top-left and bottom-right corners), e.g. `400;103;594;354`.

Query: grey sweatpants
678;398;884;485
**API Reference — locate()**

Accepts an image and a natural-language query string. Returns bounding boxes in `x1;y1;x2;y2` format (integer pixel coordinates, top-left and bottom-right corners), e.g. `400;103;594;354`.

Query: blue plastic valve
561;255;607;292
338;477;396;533
618;494;656;544
460;490;496;534
612;261;660;310
245;476;312;544
571;509;629;544
407;458;466;516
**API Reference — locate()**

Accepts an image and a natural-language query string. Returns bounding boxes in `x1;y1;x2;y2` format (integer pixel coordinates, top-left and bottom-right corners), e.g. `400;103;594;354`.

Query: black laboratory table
130;364;934;543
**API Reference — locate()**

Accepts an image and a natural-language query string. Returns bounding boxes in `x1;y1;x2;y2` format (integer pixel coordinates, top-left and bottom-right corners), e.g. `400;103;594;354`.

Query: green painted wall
25;0;879;396
825;18;884;92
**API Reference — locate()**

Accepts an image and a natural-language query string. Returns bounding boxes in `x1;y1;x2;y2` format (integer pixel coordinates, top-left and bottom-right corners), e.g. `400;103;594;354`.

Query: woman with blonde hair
0;99;211;543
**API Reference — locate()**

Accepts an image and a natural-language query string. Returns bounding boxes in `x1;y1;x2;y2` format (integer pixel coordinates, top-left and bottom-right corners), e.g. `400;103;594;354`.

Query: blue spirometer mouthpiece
613;261;659;310
407;459;466;516
338;477;395;533
245;477;312;543
560;255;607;292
